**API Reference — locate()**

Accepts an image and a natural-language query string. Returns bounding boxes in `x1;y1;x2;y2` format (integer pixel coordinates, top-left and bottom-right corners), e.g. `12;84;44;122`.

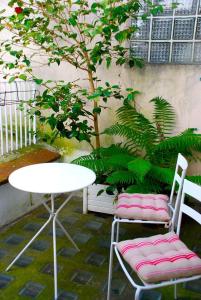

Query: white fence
0;80;37;156
0;80;41;227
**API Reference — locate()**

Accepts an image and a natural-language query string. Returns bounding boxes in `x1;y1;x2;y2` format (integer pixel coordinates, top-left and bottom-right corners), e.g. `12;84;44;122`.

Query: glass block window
194;42;201;62
152;19;172;39
130;42;149;60
196;17;201;38
150;42;170;63
131;0;201;64
172;42;193;62
173;18;195;40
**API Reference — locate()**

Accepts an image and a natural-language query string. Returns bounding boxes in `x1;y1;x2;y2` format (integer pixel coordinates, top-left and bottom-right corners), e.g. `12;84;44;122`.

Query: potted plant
74;97;201;214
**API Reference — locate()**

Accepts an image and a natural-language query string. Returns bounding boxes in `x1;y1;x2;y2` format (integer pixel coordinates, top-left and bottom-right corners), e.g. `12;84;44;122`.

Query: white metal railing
0;80;37;156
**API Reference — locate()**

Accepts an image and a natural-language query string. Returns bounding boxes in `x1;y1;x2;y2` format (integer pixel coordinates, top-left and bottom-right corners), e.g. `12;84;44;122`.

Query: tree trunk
88;70;100;149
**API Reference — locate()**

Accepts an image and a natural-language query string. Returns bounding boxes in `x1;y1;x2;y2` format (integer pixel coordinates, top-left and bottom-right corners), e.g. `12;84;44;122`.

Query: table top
9;163;96;194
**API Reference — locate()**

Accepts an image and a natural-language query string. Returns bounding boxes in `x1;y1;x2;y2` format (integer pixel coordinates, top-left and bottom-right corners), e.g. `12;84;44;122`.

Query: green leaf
34;78;43;85
93;107;101;114
19;74;27;81
106;186;116;195
97;189;104;196
69;17;77;26
187;175;201;186
115;30;128;42
106;171;136;185
8;76;15;83
151;97;176;138
128;158;152;183
106;56;111;68
150;166;174;185
107;154;135;169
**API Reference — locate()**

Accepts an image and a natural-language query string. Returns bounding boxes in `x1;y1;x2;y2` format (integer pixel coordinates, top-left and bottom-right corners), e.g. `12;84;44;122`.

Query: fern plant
73;97;201;195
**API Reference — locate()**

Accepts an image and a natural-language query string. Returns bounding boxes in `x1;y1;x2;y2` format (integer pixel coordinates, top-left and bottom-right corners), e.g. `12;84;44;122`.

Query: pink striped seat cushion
117;232;201;283
115;193;170;222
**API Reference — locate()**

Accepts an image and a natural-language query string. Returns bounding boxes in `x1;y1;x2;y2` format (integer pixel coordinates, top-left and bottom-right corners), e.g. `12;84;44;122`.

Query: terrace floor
0;193;200;300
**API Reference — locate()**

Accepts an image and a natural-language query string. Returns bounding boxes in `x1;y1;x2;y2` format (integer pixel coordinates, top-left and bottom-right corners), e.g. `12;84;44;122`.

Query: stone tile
49;227;65;237
62;216;78;225
19;281;45;298
58;247;79;258
139;290;162;300
73;233;92;244
115;227;127;237
58;290;78;300
0;249;6;259
0;274;14;289
102;279;126;296
71;270;93;285
41;263;62;276
86;253;106;266
99;236;111;249
37;212;49;219
85;221;102;231
183;278;201;293
94;212;110;219
54;200;62;209
5;234;24;245
14;255;34;267
30;240;49;251
74;207;82;214
193;245;201;255
24;223;41;232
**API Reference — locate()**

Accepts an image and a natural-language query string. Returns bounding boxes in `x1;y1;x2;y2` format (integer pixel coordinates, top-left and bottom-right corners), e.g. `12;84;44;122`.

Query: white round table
7;163;96;300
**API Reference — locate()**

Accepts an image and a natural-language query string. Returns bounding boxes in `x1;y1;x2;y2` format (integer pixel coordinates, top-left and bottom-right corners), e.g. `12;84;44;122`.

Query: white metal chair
107;179;201;300
113;153;188;242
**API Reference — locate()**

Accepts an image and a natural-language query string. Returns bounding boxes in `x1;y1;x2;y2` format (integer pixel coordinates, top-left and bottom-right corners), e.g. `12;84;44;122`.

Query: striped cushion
115;193;170;222
117;232;201;283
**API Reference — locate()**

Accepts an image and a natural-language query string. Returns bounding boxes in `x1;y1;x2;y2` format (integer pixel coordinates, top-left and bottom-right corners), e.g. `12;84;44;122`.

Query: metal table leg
6;192;79;300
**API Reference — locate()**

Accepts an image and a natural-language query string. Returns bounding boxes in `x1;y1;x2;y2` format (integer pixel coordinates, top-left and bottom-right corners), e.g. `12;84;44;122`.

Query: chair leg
135;288;141;300
174;284;177;300
107;220;116;300
116;220;120;242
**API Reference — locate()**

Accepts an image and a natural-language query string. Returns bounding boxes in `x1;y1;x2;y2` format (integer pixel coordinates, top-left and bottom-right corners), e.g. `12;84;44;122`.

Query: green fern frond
104;124;154;150
116;104;158;144
104;124;140;144
125;181;161;193
128;158;152;183
72;154;96;165
106;171;136;185
153;131;201;157
150;97;176;139
94;144;133;157
72;155;108;173
149;165;174;185
187;175;201;186
107;154;136;169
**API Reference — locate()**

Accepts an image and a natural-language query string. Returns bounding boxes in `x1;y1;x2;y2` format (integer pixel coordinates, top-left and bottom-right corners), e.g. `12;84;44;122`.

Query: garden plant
74;97;201;195
0;0;164;149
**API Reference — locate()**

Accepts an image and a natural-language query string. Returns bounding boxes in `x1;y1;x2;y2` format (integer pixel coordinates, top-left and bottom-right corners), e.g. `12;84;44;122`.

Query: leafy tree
0;0;163;148
73;97;201;194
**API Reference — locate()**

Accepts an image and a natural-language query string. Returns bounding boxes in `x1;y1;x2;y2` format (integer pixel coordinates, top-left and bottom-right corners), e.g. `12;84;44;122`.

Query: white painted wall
0;184;44;226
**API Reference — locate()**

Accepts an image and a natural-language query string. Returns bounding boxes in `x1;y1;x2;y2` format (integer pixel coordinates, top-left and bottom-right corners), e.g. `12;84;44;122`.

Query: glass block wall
130;0;201;64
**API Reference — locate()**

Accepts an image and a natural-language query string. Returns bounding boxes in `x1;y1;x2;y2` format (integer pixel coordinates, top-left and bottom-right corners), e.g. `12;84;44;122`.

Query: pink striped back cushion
115;193;170;221
117;232;201;283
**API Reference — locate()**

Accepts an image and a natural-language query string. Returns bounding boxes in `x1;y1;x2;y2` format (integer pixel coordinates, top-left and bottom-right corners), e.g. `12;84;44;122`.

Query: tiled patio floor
0;194;200;300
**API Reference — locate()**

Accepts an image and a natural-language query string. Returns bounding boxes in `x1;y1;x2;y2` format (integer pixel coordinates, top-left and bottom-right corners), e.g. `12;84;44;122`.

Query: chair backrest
169;153;188;226
176;179;201;235
0;80;37;155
